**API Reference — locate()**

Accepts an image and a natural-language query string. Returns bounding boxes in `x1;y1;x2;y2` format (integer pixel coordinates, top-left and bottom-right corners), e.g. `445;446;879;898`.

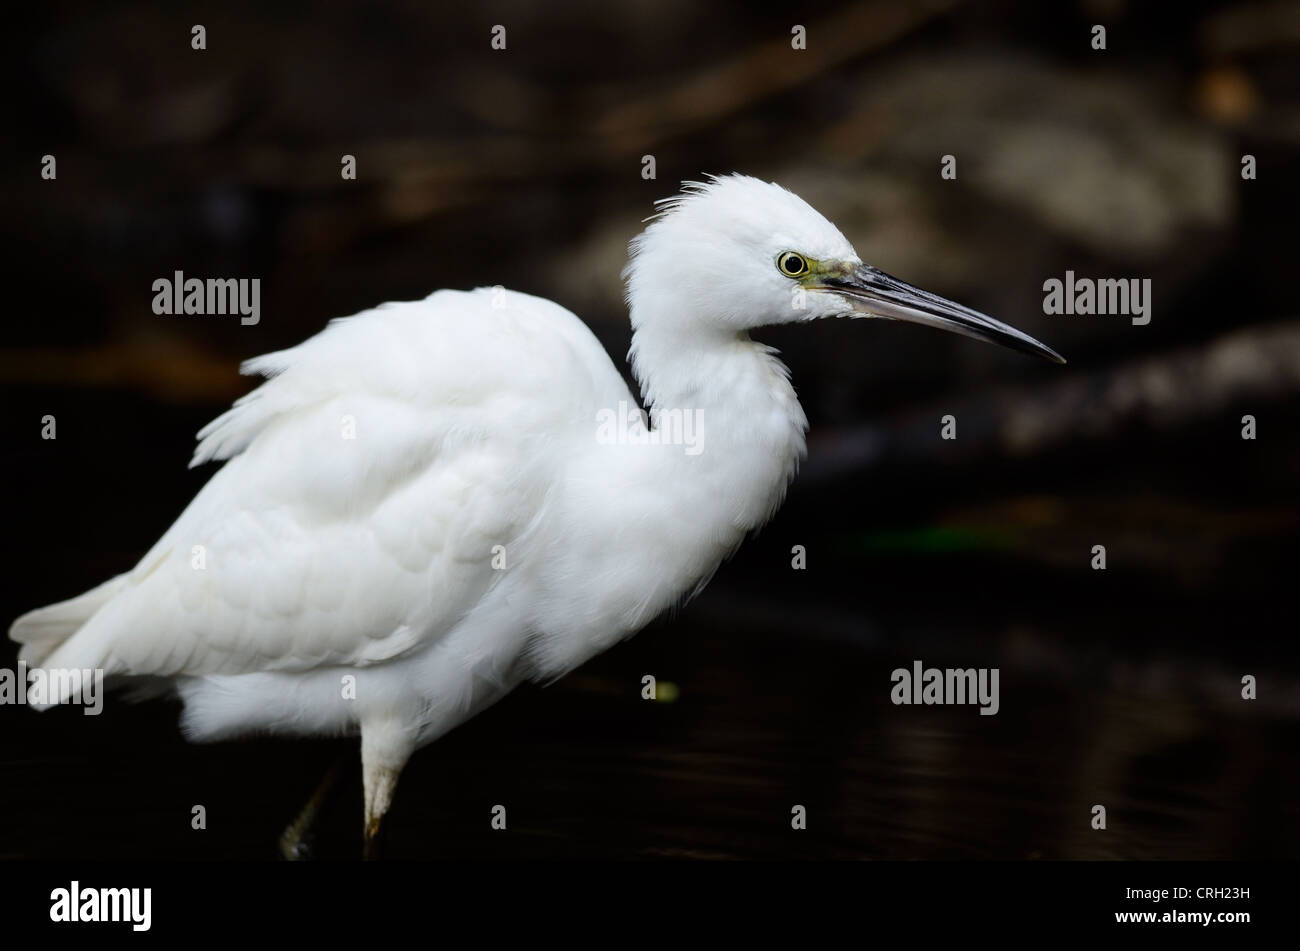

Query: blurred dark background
2;0;1298;859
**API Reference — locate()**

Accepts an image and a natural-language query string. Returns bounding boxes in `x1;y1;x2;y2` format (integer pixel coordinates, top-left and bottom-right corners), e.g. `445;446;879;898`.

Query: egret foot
279;754;348;861
362;808;390;861
361;717;414;861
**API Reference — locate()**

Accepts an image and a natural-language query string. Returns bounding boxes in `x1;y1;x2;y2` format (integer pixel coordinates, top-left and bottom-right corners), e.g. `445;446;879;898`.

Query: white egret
10;174;1062;856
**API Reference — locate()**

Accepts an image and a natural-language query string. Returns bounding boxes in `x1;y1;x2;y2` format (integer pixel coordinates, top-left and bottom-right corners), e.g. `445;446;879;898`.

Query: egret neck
627;318;808;537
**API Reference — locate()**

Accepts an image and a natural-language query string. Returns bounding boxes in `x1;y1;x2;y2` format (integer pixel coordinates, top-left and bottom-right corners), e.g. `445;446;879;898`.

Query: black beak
820;264;1066;364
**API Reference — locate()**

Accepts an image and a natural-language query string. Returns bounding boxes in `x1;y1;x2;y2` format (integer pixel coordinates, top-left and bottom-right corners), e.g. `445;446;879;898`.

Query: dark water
3;580;1295;860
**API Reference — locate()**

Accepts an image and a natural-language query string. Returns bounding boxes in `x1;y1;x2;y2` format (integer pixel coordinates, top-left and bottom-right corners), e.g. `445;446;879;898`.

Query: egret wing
29;289;627;680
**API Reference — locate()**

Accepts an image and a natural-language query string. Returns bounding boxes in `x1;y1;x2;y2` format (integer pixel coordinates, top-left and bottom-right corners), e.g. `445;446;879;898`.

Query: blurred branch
595;0;963;151
805;320;1300;480
0;335;244;404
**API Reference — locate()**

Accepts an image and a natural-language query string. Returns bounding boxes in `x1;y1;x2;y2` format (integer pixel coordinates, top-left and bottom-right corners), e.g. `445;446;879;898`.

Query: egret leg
361;717;415;861
279;753;349;861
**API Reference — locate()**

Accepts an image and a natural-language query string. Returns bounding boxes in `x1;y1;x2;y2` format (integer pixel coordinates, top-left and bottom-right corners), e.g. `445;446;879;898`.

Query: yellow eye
777;251;809;277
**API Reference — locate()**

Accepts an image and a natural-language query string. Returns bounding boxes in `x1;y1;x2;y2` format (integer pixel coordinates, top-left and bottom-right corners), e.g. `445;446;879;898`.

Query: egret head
627;174;1063;363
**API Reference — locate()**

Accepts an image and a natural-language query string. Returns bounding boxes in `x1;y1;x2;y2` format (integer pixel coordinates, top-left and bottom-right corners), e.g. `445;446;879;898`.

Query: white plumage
10;174;1060;852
